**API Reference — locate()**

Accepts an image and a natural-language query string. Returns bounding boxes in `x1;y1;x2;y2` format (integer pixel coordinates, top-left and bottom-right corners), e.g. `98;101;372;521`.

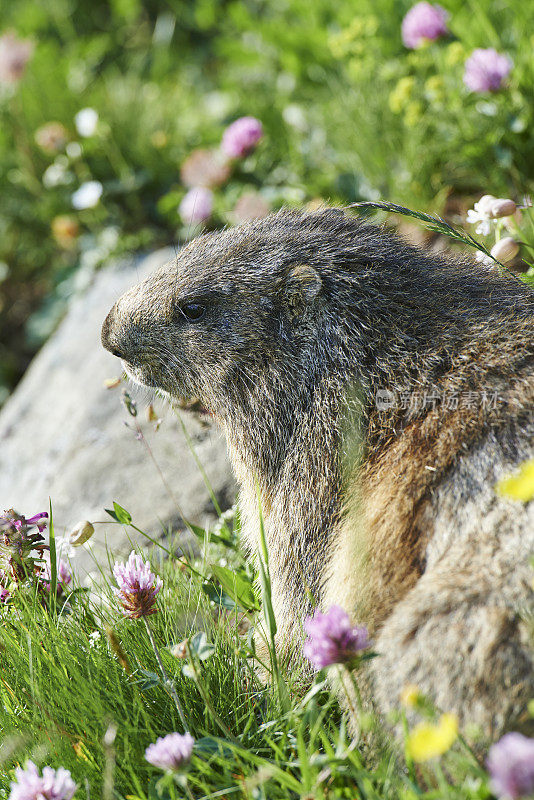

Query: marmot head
101;210;340;413
102;208;532;417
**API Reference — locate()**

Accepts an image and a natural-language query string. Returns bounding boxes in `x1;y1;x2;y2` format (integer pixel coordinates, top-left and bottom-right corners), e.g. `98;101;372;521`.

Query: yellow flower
363;15;378;35
406;713;458;762
389;76;415;113
328;17;379;58
445;41;465;66
328;25;360;59
404;101;424;127
151;130;168;148
424;75;445;102
425;76;444;92
348;58;365;80
400;684;421;708
495;459;534;502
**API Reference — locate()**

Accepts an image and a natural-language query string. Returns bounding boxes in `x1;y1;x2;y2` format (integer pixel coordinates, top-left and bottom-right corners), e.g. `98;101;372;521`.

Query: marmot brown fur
102;208;534;737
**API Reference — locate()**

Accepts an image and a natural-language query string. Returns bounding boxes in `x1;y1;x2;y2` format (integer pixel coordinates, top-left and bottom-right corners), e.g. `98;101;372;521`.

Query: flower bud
490;198;516;218
400;683;421;707
490;237;520;264
104;625;131;673
122;390;137;417
69;520;95;546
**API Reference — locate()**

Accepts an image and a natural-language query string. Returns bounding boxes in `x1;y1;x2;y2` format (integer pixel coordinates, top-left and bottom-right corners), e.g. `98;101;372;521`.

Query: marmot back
102;208;534;737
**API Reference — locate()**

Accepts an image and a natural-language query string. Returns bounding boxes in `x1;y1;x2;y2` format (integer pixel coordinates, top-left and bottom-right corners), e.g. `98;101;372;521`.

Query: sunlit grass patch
0;505;532;799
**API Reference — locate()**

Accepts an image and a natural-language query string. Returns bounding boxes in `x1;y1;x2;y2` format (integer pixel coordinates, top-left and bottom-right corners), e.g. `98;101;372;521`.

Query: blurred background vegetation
0;0;533;404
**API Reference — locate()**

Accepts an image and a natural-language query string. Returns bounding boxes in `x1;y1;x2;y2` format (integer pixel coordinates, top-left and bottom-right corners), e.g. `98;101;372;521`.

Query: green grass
0;508;501;799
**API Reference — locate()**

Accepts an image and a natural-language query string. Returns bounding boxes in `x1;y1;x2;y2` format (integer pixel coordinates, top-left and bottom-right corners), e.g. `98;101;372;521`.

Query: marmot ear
285;264;322;306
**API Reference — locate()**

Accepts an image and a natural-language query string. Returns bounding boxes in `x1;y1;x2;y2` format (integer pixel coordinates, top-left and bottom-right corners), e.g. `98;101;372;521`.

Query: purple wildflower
40;557;73;596
487;732;534;799
232;191;270;223
145;732;194;772
180;148;230;189
221;116;263;159
9;760;77;800
25;512;49;532
58;559;72;586
0;510;48;533
463;48;512;93
303;605;369;670
1;569;10;604
0;510;48;582
179;187;213;225
0;32;34;85
401;3;449;49
112;550;162;619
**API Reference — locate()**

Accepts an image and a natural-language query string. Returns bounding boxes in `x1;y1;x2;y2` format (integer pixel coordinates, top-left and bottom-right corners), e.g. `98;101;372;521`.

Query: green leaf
194;736;234;758
133;668;161;691
48;499;57;613
187;522;234;548
189;631;216;661
201;580;236;610
105;502;132;525
210;565;260;612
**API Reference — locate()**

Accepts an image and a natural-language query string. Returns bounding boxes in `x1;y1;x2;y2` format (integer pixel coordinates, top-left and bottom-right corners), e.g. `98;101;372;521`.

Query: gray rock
0;249;236;579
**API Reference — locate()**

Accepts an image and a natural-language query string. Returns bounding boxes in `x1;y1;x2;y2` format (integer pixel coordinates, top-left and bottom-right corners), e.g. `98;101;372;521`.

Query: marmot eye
181;302;206;321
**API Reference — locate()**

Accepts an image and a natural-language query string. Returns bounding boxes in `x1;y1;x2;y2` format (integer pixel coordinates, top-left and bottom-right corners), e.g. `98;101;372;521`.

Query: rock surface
0;249;236;579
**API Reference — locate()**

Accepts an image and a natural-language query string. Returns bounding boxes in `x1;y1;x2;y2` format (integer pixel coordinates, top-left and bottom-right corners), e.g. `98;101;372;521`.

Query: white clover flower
98;226;119;250
9;760;77;800
66;141;82;159
466;194;499;235
75;107;99;137
282;104;307;131
71;180;103;210
145;732;194;772
466;207;491;235
54;534;76;559
43;162;73;188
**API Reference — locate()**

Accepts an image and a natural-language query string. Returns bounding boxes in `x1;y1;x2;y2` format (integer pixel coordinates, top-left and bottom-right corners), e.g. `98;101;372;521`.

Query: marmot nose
101;306;125;359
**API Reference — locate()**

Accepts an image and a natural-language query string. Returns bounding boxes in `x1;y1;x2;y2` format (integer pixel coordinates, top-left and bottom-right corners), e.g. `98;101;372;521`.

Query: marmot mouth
122;361;161;390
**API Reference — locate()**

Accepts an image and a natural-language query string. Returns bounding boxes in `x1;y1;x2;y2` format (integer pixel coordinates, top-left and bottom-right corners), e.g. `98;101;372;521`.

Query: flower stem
144;618;188;731
338;665;359;721
185;641;238;744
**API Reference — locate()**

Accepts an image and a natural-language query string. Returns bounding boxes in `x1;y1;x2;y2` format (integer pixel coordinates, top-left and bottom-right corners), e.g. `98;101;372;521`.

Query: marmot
102;208;534;736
